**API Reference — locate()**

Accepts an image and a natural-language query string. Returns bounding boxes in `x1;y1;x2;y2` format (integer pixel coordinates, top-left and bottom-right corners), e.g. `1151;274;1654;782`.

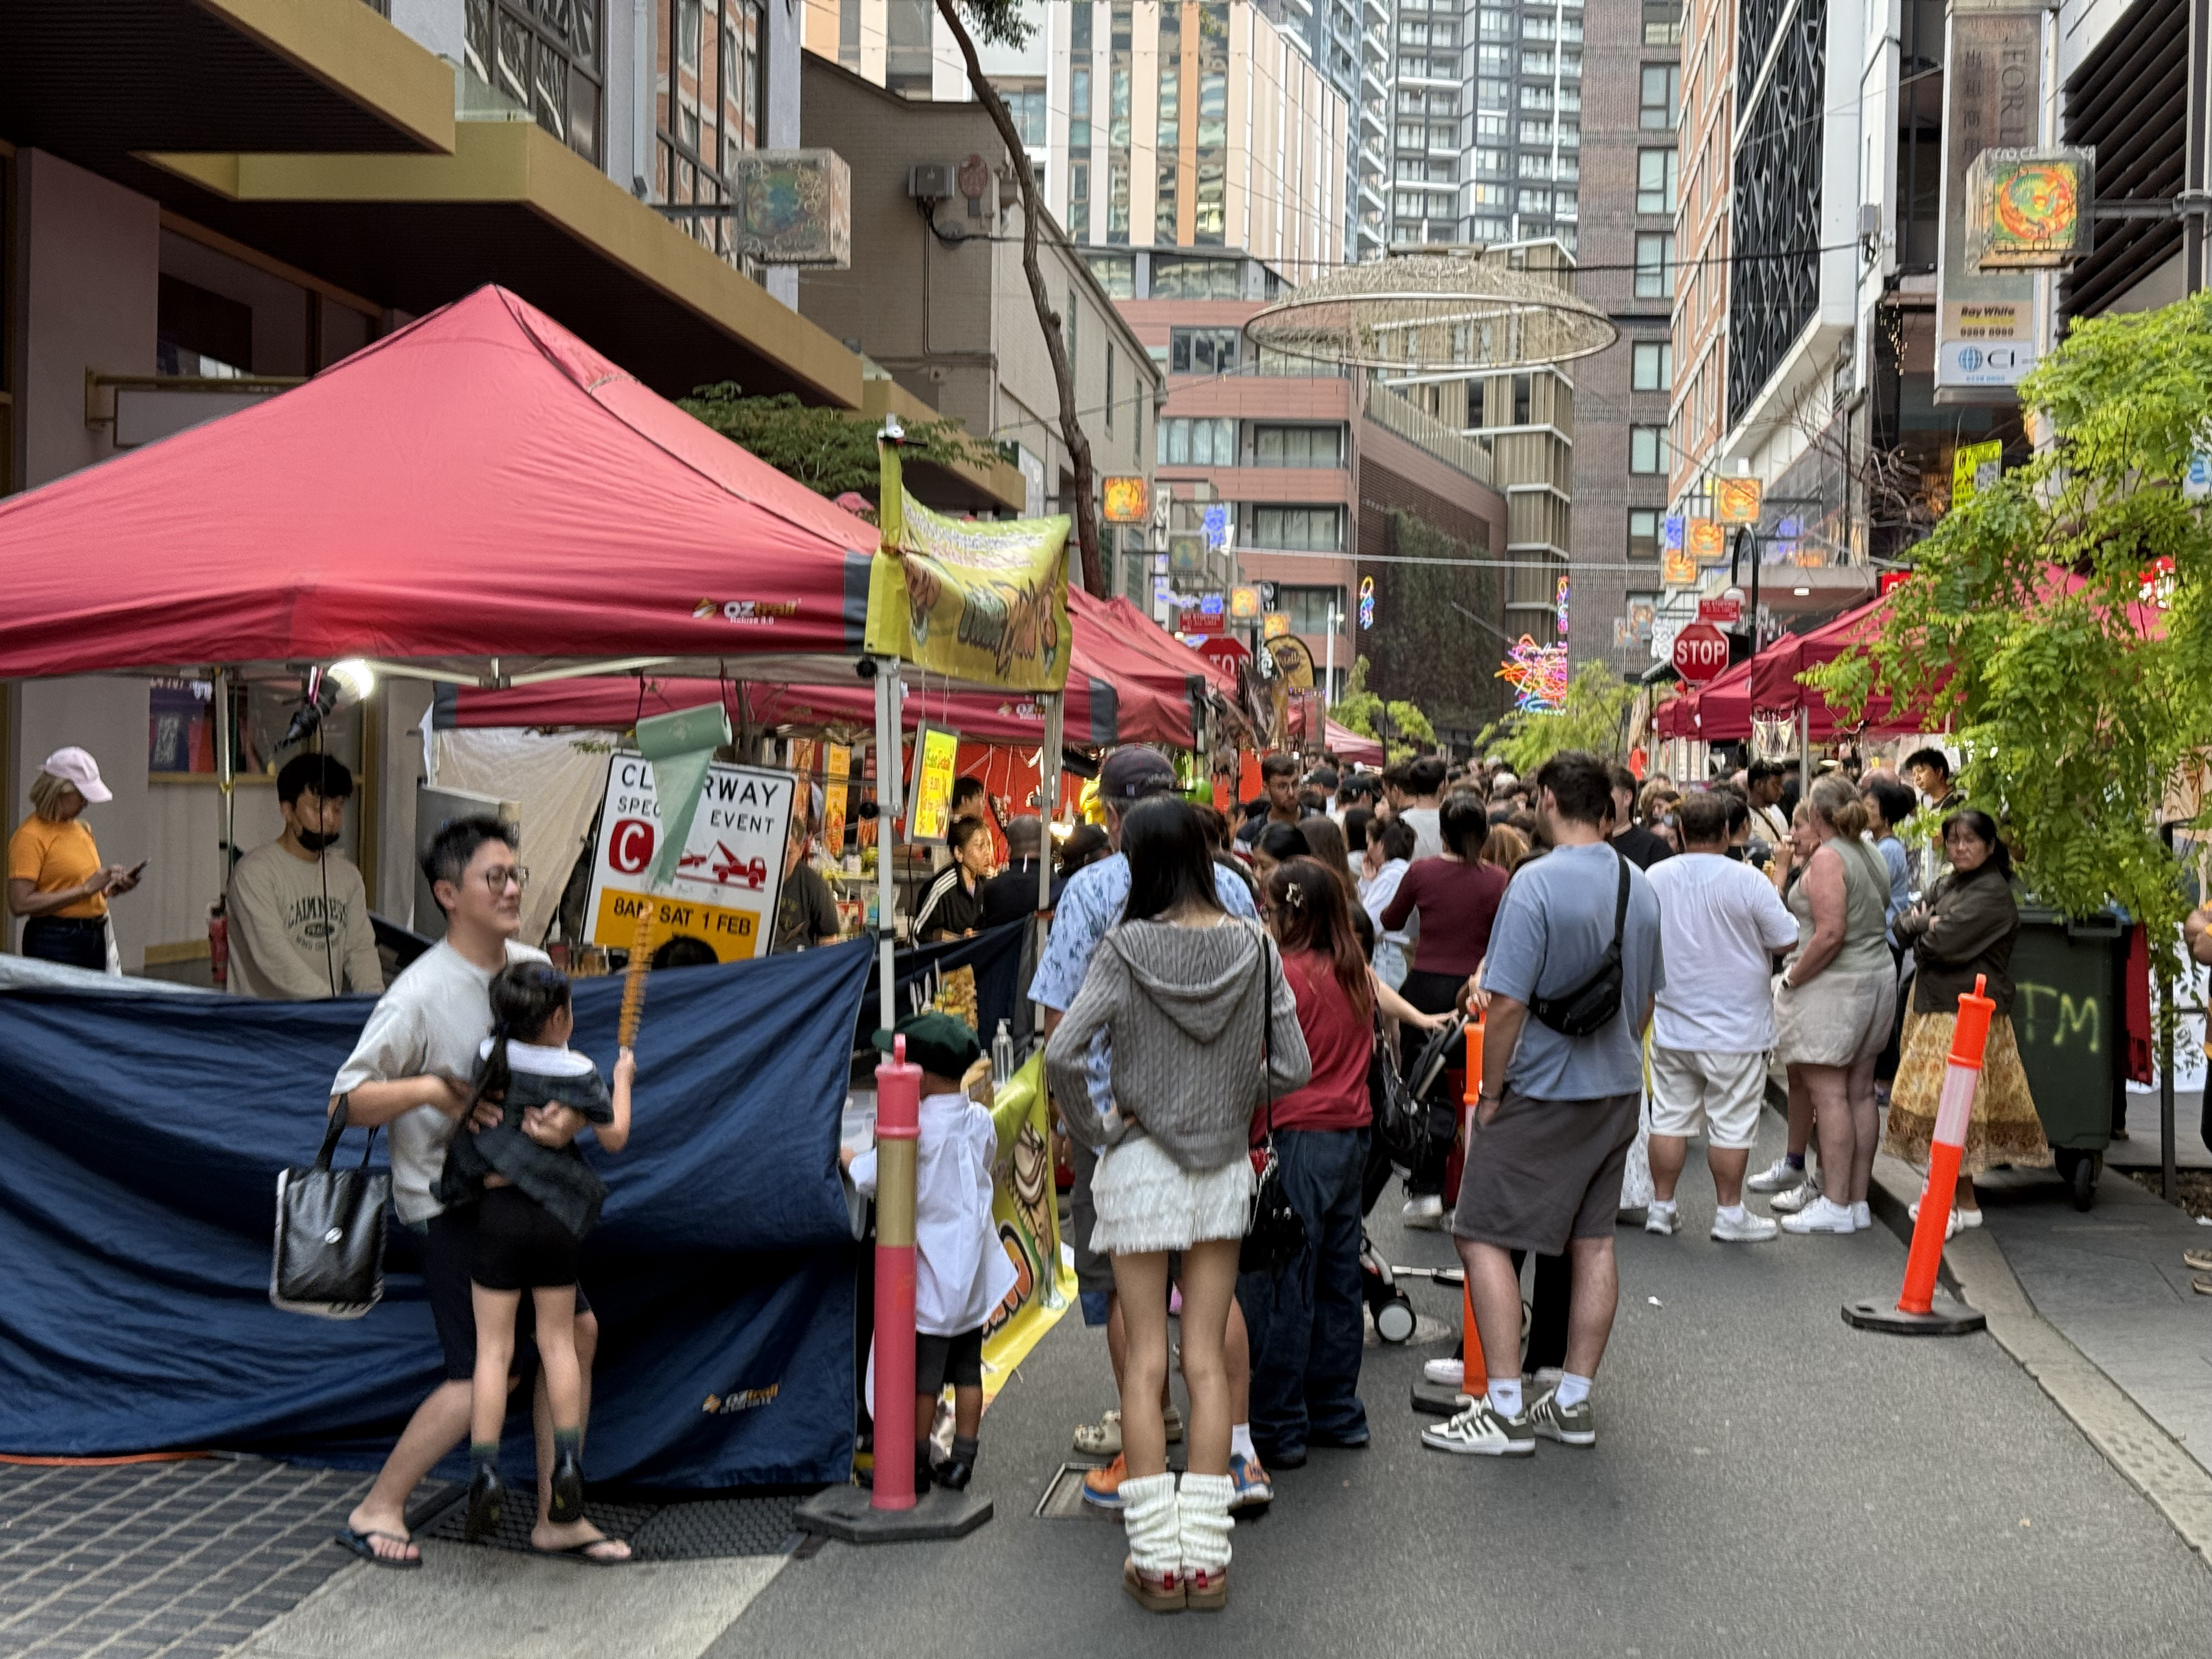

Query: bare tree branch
930;0;1107;597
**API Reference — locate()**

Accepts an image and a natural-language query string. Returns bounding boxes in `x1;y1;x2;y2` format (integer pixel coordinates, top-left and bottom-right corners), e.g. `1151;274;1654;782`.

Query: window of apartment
1476;112;1507;139
1520;84;1551;110
1479;78;1509;108
1470;181;1510;207
1640;64;1680;128
1628;511;1661;561
1169;327;1240;375
1630;426;1669;473
1554;190;1578;219
1635;232;1674;298
997;79;1048;148
1105;347;1115;434
1480;8;1512;37
1559;50;1581;77
1159;417;1237;465
1069;157;1092;242
1517;187;1550;213
1152;255;1241;298
1479;43;1510;73
469;0;606;162
1471;216;1509;240
1397;121;1426;146
1633;340;1673;391
1518;154;1550;179
1247;506;1344;551
1256;345;1341;377
1637;148;1678;215
1558;120;1579;148
1555;153;1578;180
1431;121;1457;149
1521;48;1552;74
1512;373;1532;425
1475;147;1508;176
1518;119;1551;144
1277;585;1348;633
1522;14;1554;38
1643;1;1683;44
1085;252;1133;298
1252;424;1346;467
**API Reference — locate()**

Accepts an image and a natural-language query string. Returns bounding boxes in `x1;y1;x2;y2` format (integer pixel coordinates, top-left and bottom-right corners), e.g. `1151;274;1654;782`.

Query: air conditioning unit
909;163;957;200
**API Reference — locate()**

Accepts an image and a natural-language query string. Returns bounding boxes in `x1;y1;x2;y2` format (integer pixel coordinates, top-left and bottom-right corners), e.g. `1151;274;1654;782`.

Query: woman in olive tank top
1768;775;1898;1236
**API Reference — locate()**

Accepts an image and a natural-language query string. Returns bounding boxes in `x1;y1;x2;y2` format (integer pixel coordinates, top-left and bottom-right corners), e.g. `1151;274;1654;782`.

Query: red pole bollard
1843;975;1993;1336
871;1035;922;1511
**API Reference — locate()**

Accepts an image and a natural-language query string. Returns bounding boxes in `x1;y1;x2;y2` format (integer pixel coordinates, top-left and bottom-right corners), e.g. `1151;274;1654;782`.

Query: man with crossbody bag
1421;751;1664;1459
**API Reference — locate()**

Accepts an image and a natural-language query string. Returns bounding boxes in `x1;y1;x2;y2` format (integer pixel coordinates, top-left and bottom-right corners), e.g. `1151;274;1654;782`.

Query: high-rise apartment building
1385;0;1468;247
808;0;1348;283
1272;0;1393;258
1563;0;1680;672
1458;0;1587;251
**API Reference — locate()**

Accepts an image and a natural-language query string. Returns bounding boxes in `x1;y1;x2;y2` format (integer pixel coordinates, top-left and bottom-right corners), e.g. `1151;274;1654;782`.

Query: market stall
0;284;1072;1476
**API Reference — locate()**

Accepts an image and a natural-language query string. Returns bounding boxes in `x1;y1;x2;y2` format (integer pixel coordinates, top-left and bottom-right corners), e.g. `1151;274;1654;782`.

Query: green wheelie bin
2007;906;2127;1210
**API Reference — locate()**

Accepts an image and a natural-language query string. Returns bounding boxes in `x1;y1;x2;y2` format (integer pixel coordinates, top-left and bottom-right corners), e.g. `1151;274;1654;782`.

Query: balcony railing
1365;383;1495;487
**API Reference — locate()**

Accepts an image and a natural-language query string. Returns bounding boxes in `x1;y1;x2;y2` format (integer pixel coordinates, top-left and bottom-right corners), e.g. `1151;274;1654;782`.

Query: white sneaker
1769;1176;1823;1215
1852;1201;1872;1231
1909;1198;1983;1231
1780;1195;1859;1235
1419;1398;1534;1457
1402;1194;1446;1229
1528;1366;1565;1395
1711;1207;1779;1242
1645;1204;1681;1235
1746;1158;1807;1194
1423;1356;1466;1388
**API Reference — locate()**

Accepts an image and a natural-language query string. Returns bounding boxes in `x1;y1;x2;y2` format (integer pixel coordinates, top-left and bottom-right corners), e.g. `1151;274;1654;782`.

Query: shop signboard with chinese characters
1935;10;2045;399
584;754;793;964
1688;518;1725;563
1229;585;1263;620
1663;547;1699;586
1951;439;2003;506
905;725;963;844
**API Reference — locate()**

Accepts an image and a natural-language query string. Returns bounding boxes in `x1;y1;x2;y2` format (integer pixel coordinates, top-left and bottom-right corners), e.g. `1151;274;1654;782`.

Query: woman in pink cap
7;747;139;971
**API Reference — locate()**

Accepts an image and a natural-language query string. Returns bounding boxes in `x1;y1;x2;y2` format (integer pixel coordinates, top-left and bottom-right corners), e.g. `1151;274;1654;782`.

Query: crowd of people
1024;736;2039;1610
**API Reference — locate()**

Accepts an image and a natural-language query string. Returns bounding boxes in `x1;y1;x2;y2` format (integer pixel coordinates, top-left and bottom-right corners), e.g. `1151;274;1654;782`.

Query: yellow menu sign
906;725;962;844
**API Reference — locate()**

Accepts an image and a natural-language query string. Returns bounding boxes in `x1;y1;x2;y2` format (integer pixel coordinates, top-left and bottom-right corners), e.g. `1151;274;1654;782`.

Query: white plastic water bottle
991;1018;1015;1086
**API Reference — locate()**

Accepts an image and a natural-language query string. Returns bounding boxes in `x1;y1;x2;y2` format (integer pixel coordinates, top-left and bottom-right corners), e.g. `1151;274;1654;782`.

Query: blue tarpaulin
0;940;872;1488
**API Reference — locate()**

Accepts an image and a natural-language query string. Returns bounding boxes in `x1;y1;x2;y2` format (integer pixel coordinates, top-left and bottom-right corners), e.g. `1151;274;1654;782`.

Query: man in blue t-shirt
1420;750;1664;1463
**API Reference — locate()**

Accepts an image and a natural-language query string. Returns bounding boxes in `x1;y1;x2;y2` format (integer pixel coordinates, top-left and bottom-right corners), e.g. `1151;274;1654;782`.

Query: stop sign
1672;621;1730;683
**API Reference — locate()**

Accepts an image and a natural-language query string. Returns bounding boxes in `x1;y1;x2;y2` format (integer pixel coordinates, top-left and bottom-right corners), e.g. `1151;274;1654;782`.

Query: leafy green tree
680;385;998;500
1807;290;2212;968
1477;661;1636;775
1330;655;1436;763
927;0;1105;595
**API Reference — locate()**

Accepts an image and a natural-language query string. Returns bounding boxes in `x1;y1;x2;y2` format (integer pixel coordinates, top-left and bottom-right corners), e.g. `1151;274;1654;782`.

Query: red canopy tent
0;285;902;686
1325;720;1385;765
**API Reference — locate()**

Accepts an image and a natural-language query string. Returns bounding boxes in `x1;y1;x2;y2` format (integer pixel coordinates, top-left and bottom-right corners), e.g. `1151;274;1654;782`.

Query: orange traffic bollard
1459;1015;1486;1382
1843;976;1993;1336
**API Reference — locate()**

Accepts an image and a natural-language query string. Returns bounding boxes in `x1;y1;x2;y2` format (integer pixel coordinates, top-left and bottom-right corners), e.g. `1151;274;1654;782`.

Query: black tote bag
1242;928;1308;1274
270;1097;390;1319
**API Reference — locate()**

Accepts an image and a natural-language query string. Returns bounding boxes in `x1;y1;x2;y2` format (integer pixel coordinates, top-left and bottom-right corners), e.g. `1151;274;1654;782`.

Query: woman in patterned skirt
1881;808;2052;1233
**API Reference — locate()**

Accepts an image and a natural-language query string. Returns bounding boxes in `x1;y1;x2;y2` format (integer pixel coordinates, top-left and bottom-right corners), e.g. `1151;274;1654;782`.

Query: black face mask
295;827;341;854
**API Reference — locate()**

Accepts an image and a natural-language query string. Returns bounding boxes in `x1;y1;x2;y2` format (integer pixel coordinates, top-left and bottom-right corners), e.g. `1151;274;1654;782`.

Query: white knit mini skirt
1090;1135;1256;1256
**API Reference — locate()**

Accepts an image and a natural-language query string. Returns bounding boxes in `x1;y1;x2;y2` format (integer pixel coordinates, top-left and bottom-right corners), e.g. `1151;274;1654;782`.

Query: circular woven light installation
1243;252;1618;373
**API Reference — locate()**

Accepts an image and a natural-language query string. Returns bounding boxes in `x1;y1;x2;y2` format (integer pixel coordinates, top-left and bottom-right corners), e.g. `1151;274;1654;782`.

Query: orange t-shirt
7;816;106;917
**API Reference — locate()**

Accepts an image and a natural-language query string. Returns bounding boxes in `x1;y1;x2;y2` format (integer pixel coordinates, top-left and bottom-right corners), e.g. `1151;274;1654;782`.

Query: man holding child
329;817;630;1567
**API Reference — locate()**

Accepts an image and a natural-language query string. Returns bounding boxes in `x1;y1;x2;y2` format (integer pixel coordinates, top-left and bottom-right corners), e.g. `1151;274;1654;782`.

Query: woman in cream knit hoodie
1047;797;1310;1613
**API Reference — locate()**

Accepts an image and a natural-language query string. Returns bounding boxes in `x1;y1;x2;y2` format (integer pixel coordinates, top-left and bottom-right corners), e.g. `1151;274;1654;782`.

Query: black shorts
422;1203;592;1383
913;1327;985;1396
473;1185;582;1291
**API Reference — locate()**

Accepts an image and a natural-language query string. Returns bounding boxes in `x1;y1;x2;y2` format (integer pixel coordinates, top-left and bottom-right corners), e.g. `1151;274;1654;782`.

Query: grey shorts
1451;1088;1641;1257
1066;1137;1115;1296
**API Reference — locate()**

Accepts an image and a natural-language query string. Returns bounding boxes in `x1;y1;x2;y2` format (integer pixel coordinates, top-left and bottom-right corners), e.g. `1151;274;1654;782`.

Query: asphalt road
714;1110;2212;1659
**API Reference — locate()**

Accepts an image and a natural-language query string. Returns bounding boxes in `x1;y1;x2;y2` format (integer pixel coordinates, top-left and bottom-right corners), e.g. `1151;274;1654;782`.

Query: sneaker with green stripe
1527;1387;1595;1447
1420;1398;1535;1457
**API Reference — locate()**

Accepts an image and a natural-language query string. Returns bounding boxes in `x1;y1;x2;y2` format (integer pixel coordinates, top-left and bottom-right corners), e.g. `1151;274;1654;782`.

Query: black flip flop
333;1528;423;1571
530;1537;635;1566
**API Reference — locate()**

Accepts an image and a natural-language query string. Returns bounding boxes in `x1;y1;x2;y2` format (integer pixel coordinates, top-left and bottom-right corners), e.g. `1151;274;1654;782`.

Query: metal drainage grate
422;1489;804;1559
1036;1462;1108;1519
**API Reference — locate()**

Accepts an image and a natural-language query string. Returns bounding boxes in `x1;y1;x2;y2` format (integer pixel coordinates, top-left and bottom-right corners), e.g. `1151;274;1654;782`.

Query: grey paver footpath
0;1457;367;1658
1971;1158;2212;1478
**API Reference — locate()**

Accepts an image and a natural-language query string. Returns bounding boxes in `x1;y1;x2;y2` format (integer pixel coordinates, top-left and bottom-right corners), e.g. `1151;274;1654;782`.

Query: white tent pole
874;661;900;1032
213;667;234;895
1036;690;1064;1042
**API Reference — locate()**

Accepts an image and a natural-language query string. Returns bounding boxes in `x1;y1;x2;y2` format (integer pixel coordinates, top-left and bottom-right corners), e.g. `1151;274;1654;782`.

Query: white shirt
1748;802;1790;848
850;1090;1017;1336
1645;852;1799;1053
1361;858;1413;953
1400;805;1444;862
330;938;550;1223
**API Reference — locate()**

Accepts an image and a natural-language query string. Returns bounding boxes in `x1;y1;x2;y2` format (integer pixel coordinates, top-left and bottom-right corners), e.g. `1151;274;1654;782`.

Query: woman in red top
1377;793;1508;1221
1235;856;1385;1469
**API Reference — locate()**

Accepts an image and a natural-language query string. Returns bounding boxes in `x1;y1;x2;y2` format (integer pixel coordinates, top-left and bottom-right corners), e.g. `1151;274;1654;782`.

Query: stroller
1357;1012;1470;1342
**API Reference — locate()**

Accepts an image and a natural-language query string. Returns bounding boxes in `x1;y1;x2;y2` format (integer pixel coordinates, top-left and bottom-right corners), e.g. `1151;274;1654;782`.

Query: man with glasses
328;817;631;1567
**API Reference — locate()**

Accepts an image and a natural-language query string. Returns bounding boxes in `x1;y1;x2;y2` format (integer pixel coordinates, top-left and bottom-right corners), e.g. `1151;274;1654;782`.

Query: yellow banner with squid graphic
980;1052;1076;1397
865;440;1073;692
